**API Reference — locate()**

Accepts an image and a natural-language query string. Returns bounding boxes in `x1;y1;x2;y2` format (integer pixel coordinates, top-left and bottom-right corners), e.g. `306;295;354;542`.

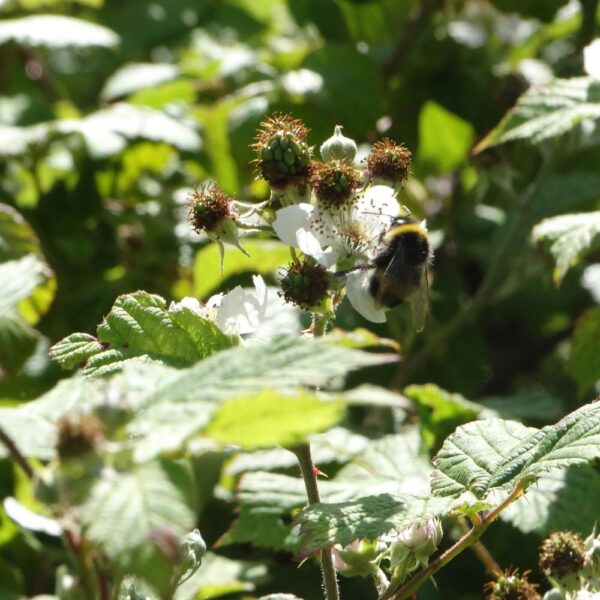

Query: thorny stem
381;484;525;600
0;425;35;479
392;154;556;388
291;311;340;600
457;517;502;577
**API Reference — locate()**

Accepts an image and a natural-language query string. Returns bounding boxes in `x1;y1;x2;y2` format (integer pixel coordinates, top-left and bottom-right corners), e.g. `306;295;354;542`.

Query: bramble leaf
49;291;233;375
0;15;119;48
204;389;344;449
568;308;600;391
475;77;600;151
431;401;600;499
532;211;600;284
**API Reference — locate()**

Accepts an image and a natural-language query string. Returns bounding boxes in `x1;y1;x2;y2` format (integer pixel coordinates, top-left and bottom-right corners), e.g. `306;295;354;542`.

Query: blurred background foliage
1;0;600;598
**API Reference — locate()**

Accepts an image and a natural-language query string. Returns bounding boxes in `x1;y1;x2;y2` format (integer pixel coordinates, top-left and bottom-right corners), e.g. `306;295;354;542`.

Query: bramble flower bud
367;138;412;186
56;412;105;459
310;161;360;209
320;125;357;163
539;531;586;591
397;518;443;557
332;539;386;577
279;261;331;312
485;570;541;600
252;113;311;191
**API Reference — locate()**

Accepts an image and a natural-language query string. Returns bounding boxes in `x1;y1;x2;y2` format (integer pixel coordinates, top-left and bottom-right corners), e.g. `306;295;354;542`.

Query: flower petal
584;38;600;80
217;285;263;335
346;270;387;323
355;185;400;235
272;204;314;248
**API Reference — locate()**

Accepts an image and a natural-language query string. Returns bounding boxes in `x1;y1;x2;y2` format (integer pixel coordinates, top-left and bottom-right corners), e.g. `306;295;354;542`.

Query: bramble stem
0;426;34;479
382;484;524;600
291;311;340;600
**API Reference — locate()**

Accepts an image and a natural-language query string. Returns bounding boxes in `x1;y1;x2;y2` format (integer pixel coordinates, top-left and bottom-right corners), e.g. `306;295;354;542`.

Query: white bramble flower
584;39;600;80
272;185;400;323
169;275;268;336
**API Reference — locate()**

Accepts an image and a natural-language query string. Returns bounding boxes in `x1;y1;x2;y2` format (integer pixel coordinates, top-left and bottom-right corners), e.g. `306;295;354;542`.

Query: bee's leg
333;264;369;277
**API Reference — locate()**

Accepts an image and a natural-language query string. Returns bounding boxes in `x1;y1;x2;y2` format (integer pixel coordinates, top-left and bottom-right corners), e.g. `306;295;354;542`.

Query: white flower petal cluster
584;38;600;80
169;275;268;336
272;185;400;322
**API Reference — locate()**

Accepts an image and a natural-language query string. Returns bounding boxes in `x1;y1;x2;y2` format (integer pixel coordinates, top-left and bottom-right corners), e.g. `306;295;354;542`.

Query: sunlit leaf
49;291;233;375
101;63;180;101
475;78;600;151
0;15;119;48
204;389;344;449
431;401;600;499
531;211;600;285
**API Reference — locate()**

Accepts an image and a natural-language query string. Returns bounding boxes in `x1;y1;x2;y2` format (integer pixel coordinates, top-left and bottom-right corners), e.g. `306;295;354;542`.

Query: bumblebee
368;215;432;332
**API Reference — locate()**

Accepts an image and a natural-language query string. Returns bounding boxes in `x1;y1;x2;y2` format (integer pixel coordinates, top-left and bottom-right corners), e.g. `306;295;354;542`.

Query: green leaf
502;465;600;536
193;239;290;299
100;63;179;101
49;291;233;375
174;552;267;600
0;15;119;48
568;308;600;391
0;205;55;374
531;211;600;285
4;338;390;462
404;384;482;449
82;460;196;593
432;401;600;499
479;388;563;423
418;101;474;173
58;103;202;158
0;204;40;260
224;431;432;551
300;45;386;132
128;337;392;461
205;389;344;449
475;78;600;151
299;493;455;554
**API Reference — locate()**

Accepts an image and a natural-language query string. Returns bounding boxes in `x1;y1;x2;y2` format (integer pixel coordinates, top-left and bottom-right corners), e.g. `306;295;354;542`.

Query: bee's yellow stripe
384;223;426;241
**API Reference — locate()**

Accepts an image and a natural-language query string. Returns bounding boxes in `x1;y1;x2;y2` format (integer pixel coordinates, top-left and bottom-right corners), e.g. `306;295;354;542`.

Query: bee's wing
409;267;429;333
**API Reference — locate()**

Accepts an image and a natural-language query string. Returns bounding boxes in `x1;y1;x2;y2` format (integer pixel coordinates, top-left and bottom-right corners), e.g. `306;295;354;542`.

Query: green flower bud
252;114;312;190
332;539;386;577
279;261;331;313
320;125;357;163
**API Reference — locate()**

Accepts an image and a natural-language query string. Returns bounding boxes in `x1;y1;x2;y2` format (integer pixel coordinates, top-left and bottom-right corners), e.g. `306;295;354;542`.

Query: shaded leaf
193;240;290;299
174;552;267;600
568;307;600;391
532;211;600;284
418;101;474;173
204;389;344;450
82;460;196;592
299;493;455;554
502;465;600;536
478;388;563;423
